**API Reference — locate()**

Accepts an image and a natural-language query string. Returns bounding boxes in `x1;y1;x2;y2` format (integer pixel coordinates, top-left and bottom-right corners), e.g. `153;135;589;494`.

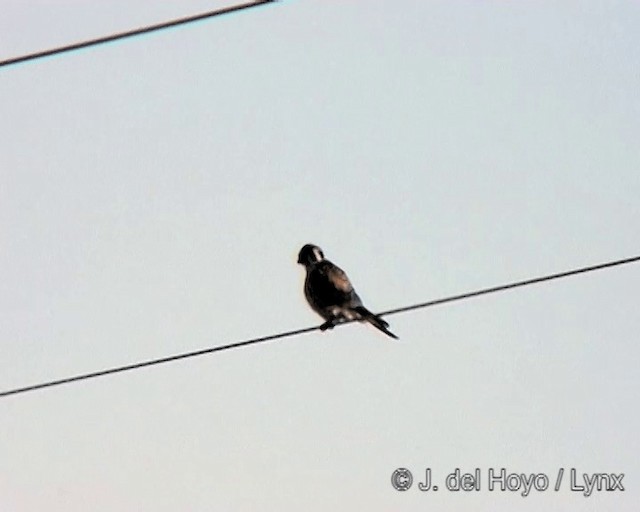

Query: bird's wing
307;260;356;310
321;262;353;293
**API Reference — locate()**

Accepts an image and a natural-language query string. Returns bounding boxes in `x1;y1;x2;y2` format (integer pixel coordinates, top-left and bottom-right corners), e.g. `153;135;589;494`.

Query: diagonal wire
0;325;318;399
0;0;278;69
380;254;640;316
0;254;638;398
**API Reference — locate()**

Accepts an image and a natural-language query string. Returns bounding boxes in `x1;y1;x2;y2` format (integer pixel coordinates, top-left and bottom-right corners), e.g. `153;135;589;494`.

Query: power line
0;0;278;69
0;325;318;399
380;254;640;316
0;254;638;399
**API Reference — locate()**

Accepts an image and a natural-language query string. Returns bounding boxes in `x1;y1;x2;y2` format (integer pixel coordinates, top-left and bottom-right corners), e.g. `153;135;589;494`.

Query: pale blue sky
1;1;639;511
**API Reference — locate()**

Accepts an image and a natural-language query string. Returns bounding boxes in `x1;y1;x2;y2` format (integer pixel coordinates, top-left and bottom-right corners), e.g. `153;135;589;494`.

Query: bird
297;244;398;339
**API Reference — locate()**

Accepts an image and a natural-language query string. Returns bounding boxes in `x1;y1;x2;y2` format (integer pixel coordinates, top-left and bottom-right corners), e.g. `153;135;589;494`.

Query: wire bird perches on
0;254;638;398
0;0;278;69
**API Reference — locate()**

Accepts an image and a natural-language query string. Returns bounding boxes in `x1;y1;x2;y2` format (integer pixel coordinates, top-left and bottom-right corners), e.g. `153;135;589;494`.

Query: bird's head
297;244;324;266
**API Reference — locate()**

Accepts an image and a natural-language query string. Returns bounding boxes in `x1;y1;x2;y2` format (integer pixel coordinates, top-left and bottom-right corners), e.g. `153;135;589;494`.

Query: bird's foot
319;319;336;331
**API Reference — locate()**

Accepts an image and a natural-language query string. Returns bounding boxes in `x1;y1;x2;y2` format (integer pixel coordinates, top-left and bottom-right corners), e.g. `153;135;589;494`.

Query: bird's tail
353;306;399;340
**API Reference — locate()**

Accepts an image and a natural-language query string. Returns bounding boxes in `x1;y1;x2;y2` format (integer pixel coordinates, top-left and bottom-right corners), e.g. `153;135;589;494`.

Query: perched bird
297;244;398;339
